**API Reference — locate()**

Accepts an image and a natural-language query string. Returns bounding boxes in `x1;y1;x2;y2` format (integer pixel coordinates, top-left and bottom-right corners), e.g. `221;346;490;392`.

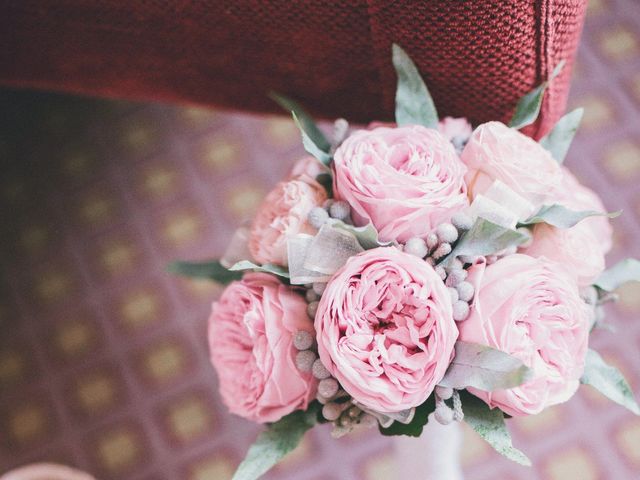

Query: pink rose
552;167;613;254
521;222;605;287
315;247;458;412
438;117;473;143
459;255;591;416
286;155;330;182
1;464;95;480
461;122;562;208
249;178;327;266
208;273;316;423
332;125;469;242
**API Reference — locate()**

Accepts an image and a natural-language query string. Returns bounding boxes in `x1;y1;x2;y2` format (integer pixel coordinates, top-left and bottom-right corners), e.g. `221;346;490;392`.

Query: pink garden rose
438;117;473;143
553;167;613;254
521;167;612;286
332;125;469;242
459;255;591;416
1;464;96;480
249;178;327;266
461;121;562;208
208;273;316;423
315;247;458;413
522;222;605;287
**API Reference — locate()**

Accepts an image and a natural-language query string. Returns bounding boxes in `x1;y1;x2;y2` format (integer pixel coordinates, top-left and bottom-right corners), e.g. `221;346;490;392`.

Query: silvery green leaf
520;204;621;229
580;349;640;415
292;112;332;166
392;44;438;129
232;407;318;480
439;342;533;391
460;391;531;466
269;92;331;152
329;219;390;250
509;60;565;130
379;396;436;437
594;258;640;292
539;108;584;163
229;260;290;278
444;218;529;265
167;260;242;284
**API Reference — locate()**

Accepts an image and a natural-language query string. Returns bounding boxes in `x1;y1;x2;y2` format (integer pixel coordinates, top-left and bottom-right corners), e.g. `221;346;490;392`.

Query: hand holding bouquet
171;45;639;480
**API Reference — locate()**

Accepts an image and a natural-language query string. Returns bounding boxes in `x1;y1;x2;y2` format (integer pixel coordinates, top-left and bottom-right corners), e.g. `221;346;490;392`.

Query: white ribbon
287;224;364;285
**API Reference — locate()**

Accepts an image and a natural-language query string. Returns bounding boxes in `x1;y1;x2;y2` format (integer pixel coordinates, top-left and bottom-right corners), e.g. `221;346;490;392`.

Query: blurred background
1;0;639;479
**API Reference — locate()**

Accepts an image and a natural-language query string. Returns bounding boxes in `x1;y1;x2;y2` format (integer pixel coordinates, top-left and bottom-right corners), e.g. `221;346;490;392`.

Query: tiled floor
1;0;640;478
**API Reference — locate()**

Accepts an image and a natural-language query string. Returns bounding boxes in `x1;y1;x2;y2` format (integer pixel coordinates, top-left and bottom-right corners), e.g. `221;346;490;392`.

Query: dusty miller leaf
329;219;390;250
392;44;438;128
379;396;436;437
460;391;531;466
167;260;242;284
520;204;620;229
291;112;332;166
269;92;331;152
443;218;528;266
594;258;640;292
580;349;640;415
509;60;565;130
539;108;584;163
232;407;319;480
439;342;533;391
228;260;290;278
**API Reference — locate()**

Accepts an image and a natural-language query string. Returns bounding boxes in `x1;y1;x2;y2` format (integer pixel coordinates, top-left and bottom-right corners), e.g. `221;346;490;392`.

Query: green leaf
269;92;331;152
439;342;533;392
509;60;565;130
443;218;529;265
520;204;621;229
460;391;531;466
232;407;318;480
229;260;290;278
167;260;242;284
539;108;584;163
580;349;640;415
379;396;436;437
315;172;333;197
292;112;332;166
329;219;390;250
594;258;640;292
391;44;438;128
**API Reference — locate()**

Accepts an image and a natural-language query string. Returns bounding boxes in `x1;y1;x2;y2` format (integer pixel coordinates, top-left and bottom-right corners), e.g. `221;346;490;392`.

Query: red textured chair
1;0;586;137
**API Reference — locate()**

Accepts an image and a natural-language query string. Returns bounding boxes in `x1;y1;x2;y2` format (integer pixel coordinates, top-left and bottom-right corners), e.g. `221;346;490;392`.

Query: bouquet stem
392;417;463;480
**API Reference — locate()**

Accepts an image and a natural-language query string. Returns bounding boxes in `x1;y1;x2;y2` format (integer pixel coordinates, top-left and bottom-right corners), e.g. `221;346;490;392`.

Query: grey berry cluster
307;200;352;229
401;212;477;322
433;386;464;425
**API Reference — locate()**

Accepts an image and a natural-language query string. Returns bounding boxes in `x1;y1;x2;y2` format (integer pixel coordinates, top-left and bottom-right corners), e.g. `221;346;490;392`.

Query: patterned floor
1;1;640;479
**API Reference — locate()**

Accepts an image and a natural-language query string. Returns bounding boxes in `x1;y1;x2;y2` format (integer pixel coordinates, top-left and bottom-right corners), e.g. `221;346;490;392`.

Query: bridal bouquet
171;45;639;479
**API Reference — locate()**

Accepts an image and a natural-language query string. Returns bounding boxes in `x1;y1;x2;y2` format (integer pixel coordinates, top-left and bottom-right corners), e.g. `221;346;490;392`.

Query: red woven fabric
1;1;586;137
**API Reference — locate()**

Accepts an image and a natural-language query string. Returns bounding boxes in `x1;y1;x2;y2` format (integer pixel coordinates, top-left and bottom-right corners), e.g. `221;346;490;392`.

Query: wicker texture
1;1;586;137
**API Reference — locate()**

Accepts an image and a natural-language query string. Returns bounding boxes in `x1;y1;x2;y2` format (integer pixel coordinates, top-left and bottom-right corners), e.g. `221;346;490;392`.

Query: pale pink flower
208;273;316;423
315;247;458;412
459;255;591;416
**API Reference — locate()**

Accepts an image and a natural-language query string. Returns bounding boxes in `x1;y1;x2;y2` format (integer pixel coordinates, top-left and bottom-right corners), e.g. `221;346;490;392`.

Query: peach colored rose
459;255;590;416
208;273;316;423
332;125;469;242
286;156;330;182
249;178;327;266
438;117;473;143
461;121;562;208
315;247;458;413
